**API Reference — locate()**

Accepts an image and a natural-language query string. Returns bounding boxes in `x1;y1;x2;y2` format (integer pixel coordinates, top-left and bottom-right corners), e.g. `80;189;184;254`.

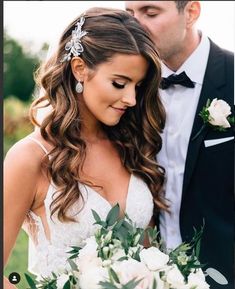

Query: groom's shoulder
221;46;234;64
209;38;234;60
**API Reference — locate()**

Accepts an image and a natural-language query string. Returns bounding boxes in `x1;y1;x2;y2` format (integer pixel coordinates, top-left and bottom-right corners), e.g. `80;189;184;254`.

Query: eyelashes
112;81;125;89
146;13;158;17
112;81;142;90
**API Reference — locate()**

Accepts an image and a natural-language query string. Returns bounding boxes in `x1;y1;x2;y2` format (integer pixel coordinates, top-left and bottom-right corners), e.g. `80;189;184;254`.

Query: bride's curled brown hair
30;7;167;222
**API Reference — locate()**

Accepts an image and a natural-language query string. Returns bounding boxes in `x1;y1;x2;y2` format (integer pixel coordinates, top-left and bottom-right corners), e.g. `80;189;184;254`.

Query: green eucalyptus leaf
24;273;37;289
69;275;77;285
206;98;211;107
67;258;78;271
117;256;128;261
67;246;81;254
63;279;71;289
95;220;108;227
227;115;235;124
123;277;142;289
122;220;134;231
138;231;145;245
99;281;118;289
69;253;79;259
106;204;120;226
113;219;124;230
195;239;201;258
109;267;120;283
92;209;102;223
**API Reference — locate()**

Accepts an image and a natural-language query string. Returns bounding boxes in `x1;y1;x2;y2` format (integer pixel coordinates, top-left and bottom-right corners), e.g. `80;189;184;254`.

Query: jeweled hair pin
60;16;88;62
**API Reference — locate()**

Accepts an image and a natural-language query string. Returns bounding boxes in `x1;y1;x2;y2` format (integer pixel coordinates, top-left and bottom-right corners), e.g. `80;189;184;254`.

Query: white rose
166;265;186;289
77;255;103;272
139;247;169;271
112;259;154;289
56;273;69;289
79;236;98;259
77;236;101;271
79;266;108;289
207;98;231;128
186;269;210;289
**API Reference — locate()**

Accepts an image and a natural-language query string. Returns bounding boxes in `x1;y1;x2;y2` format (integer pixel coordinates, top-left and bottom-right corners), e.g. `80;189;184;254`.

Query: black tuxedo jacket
180;40;234;289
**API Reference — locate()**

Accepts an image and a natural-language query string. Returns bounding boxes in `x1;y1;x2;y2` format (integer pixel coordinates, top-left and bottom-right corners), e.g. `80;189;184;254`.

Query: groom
125;1;234;288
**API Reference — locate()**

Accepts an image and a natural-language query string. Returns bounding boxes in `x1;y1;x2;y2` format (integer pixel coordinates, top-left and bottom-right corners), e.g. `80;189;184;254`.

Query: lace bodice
22;138;154;278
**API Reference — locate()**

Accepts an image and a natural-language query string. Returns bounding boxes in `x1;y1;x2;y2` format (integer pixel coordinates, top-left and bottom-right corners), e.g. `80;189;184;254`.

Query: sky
3;1;235;54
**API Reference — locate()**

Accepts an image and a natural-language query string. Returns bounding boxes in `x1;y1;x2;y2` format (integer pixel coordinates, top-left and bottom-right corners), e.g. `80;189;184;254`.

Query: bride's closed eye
112;81;126;89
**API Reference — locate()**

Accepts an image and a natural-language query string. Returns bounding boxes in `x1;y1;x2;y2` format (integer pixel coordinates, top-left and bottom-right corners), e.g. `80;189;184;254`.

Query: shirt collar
161;32;210;85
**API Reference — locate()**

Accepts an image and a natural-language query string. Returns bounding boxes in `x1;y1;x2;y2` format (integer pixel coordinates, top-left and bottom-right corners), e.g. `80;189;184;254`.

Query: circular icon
8;272;21;284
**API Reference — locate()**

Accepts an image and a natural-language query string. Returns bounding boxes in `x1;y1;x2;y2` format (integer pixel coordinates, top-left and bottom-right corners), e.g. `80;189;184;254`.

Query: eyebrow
112;74;132;81
127;5;162;13
143;5;163;12
112;74;145;84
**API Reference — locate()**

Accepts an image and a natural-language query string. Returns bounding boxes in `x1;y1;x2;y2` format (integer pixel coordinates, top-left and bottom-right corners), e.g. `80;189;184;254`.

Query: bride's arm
4;140;42;288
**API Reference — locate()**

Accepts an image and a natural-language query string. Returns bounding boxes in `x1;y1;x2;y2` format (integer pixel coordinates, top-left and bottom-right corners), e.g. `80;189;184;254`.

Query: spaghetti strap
27;136;49;155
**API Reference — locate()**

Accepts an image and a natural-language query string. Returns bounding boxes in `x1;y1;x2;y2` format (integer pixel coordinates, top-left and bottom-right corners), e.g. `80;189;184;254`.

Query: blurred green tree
3;31;40;102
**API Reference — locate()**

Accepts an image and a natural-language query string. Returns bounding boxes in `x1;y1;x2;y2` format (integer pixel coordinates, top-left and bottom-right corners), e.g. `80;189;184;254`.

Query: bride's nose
121;88;137;107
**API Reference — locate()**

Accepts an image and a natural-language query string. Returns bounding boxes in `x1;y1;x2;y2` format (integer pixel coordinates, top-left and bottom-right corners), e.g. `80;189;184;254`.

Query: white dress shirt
158;33;210;250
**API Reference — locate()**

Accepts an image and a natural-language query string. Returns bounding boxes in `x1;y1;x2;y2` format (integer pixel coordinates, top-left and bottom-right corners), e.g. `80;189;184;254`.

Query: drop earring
75;80;83;93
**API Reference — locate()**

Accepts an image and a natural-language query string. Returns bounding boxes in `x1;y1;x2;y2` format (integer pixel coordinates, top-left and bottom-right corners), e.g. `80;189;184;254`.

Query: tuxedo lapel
182;41;226;198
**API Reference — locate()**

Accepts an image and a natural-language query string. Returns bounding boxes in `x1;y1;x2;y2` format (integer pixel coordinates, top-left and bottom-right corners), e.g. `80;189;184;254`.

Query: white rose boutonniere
203;98;233;129
192;98;234;141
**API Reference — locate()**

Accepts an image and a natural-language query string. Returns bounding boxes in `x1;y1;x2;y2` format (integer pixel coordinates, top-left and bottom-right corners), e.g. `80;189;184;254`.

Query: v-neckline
83;174;134;213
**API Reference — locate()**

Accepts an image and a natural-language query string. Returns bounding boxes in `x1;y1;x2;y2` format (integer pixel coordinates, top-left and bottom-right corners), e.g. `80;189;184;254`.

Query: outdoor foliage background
4;30;48;289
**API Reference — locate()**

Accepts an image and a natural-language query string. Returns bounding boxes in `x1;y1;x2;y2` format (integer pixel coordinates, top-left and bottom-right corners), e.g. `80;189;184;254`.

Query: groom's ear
71;57;87;81
185;1;201;28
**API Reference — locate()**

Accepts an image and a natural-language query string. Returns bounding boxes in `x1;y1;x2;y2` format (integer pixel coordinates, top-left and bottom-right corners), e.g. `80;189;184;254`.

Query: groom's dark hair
174;1;189;12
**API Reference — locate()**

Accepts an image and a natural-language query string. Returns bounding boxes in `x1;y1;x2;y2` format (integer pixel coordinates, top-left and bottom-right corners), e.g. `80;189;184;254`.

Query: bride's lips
110;106;127;114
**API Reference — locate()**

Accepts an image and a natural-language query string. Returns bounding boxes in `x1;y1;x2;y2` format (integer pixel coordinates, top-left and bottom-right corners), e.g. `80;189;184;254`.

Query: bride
4;7;168;288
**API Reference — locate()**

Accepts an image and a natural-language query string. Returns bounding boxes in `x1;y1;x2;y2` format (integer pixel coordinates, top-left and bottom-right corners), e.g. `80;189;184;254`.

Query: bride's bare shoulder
4;131;51;171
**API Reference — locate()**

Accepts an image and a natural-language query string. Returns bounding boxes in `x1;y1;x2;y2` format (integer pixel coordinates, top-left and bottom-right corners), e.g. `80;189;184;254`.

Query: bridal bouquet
25;204;227;289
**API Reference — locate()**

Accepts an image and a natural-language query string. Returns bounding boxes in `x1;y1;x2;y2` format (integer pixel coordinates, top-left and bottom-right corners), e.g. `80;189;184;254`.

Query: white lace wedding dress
23;137;154;279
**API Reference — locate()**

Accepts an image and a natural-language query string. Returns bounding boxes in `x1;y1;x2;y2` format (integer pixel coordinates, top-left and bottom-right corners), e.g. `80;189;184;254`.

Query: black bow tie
160;71;195;89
